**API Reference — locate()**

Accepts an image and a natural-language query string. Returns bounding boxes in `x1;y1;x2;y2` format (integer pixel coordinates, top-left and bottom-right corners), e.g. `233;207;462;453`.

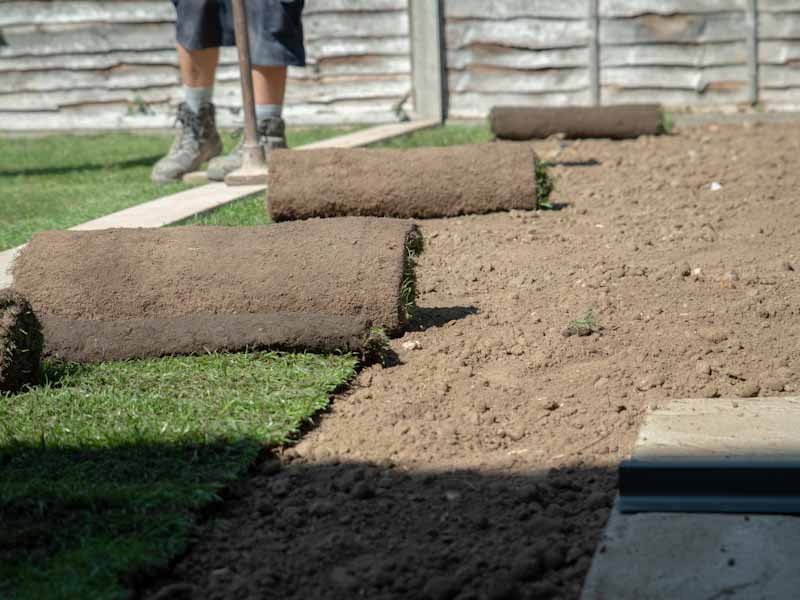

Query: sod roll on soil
489;104;663;140
267;143;545;221
0;289;43;393
12;218;421;361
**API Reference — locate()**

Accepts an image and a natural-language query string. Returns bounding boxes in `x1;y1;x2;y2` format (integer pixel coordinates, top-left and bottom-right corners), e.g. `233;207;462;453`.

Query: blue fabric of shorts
171;0;305;66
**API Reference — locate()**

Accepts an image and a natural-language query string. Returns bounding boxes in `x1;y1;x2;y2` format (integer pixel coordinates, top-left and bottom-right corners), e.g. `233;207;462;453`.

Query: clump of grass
535;160;556;209
400;229;425;324
562;310;603;337
361;327;391;364
657;110;675;135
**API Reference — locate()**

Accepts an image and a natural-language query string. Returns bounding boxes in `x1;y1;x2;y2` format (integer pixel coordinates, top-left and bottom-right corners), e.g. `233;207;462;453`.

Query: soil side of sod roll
267;143;544;221
12;217;422;336
41;314;388;364
489;104;663;140
0;288;43;393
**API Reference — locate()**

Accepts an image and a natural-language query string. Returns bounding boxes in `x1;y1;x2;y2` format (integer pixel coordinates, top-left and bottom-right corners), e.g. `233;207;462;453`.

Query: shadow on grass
0;438;261;600
0;155;164;178
139;458;617;600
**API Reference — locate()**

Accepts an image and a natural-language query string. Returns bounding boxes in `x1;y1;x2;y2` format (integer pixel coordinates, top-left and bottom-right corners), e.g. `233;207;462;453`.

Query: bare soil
490;105;661;140
268;143;539;221
147;122;800;600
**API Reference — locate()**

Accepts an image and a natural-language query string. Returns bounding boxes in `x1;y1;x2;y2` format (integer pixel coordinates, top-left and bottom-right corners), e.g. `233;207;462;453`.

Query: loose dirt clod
267;143;547;220
490;105;663;140
0;289;42;393
13;219;423;347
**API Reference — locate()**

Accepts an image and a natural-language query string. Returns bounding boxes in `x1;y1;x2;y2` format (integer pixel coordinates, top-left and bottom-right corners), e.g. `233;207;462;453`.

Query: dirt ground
145;122;800;600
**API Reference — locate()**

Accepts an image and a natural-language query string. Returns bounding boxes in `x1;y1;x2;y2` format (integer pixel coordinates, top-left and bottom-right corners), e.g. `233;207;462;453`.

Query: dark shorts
171;0;305;66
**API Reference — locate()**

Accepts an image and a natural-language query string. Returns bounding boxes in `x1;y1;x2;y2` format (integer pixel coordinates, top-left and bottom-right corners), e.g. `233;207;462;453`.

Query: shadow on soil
2;429;616;599
545;160;601;168
139;456;617;600
541;202;571;212
0;155;163;178
411;305;479;331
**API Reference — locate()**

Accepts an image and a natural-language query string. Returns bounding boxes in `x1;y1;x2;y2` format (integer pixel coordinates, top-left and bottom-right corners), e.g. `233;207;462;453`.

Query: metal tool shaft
226;0;267;184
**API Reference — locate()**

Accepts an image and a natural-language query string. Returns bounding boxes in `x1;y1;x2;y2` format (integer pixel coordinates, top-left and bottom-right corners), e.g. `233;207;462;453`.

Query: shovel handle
231;0;258;149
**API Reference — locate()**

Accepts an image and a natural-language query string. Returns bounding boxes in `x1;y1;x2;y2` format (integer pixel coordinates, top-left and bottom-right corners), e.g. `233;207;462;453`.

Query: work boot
207;116;287;181
151;102;222;184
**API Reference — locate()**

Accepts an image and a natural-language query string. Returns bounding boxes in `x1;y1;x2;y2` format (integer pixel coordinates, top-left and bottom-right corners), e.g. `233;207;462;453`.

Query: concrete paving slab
581;501;800;600
633;397;800;463
582;397;800;599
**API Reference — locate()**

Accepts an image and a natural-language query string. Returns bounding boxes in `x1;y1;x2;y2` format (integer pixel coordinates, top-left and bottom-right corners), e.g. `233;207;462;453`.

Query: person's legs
152;3;224;183
253;65;286;118
179;44;219;112
207;0;304;180
178;44;219;88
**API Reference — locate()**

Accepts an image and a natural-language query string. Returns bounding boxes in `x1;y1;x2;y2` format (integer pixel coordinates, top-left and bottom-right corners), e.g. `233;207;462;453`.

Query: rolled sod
0;289;43;393
12;218;422;359
40;314;388;363
267;143;546;221
489;104;664;140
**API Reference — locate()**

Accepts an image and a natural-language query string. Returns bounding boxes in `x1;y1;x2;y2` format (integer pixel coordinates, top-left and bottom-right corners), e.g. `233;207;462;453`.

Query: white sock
256;104;283;121
183;85;214;113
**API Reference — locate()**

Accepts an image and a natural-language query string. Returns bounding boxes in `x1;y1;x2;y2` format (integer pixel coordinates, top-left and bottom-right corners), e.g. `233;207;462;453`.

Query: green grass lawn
0;122;489;599
0;125;359;600
1;353;356;599
373;122;491;148
0;127;353;251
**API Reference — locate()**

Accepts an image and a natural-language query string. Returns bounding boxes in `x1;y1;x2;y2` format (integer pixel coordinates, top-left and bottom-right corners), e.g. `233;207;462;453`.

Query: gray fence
444;0;800;118
1;0;800;131
0;0;411;131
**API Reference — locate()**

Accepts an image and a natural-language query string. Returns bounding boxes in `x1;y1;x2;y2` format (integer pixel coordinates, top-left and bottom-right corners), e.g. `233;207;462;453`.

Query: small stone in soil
510;554;545;581
694;361;711;376
402;340;422;351
637;373;665;391
330;566;359;591
486;572;520;600
735;382;760;398
422;575;460;600
699;384;720;398
720;270;739;288
351;481;376;500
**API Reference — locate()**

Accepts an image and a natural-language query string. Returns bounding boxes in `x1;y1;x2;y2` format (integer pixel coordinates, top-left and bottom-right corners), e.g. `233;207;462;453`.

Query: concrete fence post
409;0;446;122
588;0;601;106
746;0;760;106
